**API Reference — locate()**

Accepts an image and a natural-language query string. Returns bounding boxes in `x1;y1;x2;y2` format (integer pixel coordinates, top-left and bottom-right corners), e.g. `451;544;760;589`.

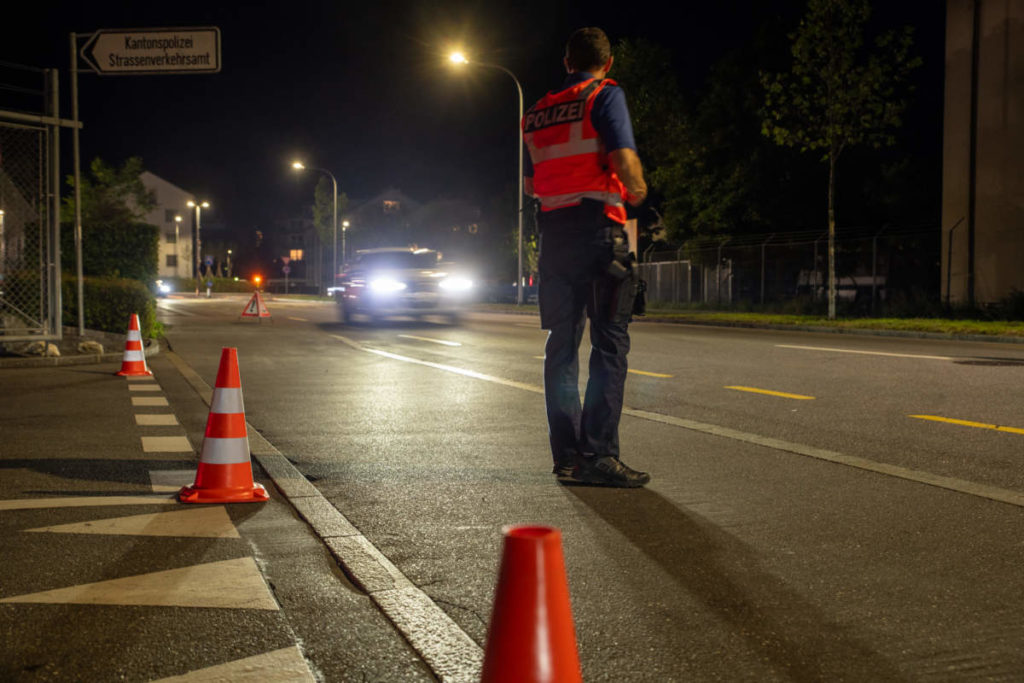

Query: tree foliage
61;157;155;227
760;0;920;317
311;176;348;247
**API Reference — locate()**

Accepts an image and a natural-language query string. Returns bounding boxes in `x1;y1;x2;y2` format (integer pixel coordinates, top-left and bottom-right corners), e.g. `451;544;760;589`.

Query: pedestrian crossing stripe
150;646;315;682
23;506;240;538
0;496;178;511
0;557;279;610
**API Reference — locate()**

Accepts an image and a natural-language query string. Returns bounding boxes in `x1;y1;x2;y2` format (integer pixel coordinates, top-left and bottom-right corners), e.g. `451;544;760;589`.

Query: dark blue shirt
523;71;637;177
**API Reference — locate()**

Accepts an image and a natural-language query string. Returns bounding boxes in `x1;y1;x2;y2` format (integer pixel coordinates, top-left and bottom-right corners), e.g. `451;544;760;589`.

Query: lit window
289;249;304;261
383;200;400;213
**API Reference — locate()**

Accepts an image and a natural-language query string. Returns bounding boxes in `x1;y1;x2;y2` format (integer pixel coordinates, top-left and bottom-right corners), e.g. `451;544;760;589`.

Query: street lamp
448;50;525;304
341;220;350;266
186;199;211;295
174;215;183;278
291;160;338;292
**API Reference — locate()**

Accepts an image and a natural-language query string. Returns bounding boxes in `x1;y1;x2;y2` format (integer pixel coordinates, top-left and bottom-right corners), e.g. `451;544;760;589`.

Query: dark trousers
538;201;633;463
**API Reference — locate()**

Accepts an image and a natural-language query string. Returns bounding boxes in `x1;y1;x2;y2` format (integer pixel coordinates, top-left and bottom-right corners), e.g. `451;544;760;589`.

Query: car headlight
368;277;407;293
439;276;473;292
158;283;172;294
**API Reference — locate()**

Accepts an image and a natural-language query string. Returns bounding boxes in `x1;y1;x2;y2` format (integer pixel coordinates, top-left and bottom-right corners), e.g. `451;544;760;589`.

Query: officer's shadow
564;486;905;682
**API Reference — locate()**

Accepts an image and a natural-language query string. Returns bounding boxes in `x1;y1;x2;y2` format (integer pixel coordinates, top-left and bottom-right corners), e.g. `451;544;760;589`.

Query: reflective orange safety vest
522;78;628;224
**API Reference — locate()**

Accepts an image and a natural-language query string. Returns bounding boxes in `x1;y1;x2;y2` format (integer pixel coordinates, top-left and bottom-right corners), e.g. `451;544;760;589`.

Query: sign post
70;26;221;333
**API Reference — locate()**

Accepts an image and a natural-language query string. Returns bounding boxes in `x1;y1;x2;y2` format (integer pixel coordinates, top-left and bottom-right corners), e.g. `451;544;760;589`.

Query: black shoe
552;462;576;481
575;454;650;488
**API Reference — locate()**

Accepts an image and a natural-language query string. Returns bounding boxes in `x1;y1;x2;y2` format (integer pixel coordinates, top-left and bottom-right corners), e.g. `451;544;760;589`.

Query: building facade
943;0;1024;305
139;171;194;279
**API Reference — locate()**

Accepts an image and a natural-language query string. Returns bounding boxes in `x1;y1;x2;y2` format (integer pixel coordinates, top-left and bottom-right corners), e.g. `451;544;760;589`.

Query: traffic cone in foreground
115;313;152;376
179;347;269;504
481;525;582;683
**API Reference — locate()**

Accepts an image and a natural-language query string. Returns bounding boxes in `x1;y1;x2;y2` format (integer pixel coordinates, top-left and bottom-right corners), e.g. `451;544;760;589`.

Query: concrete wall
139;171;194;279
943;0;1024;304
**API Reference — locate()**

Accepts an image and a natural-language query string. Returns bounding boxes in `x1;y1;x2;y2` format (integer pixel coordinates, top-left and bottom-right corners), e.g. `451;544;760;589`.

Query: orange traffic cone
179;347;269;504
481;525;582;683
115;313;153;376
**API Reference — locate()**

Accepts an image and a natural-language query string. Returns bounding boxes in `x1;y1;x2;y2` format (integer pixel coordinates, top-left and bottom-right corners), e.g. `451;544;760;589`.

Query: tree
59;156;158;282
60;156;155;226
761;0;920;318
610;38;691;240
311;176;348;249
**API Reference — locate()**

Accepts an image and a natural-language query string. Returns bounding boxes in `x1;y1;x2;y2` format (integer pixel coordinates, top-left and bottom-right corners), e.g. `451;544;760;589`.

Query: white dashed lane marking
128;384;162;392
140;436;193;453
135;414;179;426
132;396;169;407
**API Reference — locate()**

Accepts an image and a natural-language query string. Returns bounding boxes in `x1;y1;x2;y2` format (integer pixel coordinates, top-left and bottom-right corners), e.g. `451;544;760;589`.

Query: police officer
522;27;650;487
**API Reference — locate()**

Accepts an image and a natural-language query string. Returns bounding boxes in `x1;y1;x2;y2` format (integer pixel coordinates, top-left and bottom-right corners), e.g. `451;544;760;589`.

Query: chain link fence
0;62;61;341
637;225;941;315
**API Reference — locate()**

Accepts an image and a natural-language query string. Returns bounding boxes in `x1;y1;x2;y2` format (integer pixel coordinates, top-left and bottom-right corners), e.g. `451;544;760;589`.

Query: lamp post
342;220;350;267
174;215;183;278
187;199;210;295
449;51;525;304
292;161;338;292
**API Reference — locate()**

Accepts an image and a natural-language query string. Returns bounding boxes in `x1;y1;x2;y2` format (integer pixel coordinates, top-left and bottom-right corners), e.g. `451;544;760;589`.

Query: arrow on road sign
80;27;221;75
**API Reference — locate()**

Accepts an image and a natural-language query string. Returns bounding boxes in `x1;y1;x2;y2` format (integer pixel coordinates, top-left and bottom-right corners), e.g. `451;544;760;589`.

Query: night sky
7;0;945;236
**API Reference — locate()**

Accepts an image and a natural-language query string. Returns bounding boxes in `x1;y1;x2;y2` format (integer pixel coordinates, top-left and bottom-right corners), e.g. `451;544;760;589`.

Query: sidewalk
0;352;435;681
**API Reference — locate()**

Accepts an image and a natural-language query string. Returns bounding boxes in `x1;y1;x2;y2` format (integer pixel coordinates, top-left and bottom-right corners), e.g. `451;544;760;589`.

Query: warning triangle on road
0;557;279;610
24;506;240;538
240;291;272;319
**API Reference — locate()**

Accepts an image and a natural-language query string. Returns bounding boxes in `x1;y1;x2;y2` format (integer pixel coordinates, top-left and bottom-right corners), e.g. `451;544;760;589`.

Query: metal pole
476;62;524;305
48;69;62;339
70;33;85;335
331;172;338;291
760;233;774;305
194;205;201;295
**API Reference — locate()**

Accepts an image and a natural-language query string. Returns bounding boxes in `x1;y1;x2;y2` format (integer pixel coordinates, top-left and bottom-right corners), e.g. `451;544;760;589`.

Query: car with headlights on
336;247;473;324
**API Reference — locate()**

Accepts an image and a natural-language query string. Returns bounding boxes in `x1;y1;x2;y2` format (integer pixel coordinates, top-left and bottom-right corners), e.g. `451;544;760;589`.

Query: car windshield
356;252;438;270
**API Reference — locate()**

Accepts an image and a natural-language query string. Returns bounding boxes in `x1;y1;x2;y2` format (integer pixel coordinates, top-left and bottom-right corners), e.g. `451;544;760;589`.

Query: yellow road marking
909;414;1024;435
397;334;462;347
629;369;674;378
725;385;815;400
287;316;308;322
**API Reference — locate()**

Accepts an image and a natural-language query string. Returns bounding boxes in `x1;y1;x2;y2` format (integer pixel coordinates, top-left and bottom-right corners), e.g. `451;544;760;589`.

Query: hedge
62;275;156;338
60;221;159;283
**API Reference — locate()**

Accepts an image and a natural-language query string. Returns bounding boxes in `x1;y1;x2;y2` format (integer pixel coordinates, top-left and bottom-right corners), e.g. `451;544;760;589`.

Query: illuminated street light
186;199;211;295
448;49;526;304
291;160;338;291
174;215;183;278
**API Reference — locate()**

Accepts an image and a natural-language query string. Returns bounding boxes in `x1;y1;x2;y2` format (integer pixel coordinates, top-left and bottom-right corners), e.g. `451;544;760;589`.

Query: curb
0;337;161;369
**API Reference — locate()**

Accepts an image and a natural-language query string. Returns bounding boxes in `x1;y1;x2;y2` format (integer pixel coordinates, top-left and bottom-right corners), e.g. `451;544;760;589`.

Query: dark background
4;0;945;238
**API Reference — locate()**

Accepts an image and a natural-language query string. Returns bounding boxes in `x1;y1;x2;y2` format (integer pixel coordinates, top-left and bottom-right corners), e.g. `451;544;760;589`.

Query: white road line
0;496;177;511
140;436;193;453
287;316;308;322
397;334;462;347
331;334;1024;509
135;414;179;426
132;396;169;407
776;344;956;361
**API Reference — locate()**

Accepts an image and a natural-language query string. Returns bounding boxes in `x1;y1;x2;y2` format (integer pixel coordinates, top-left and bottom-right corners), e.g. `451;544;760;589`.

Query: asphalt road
158;294;1024;681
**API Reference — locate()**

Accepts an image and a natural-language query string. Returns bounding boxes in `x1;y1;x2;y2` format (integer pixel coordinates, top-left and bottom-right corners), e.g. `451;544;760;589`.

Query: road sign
204;256;213;266
282;266;291;275
80;27;221;75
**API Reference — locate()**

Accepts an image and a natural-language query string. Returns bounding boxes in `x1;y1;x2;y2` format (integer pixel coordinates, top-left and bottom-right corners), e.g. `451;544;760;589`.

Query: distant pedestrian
522;27;650;487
